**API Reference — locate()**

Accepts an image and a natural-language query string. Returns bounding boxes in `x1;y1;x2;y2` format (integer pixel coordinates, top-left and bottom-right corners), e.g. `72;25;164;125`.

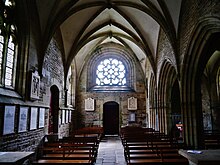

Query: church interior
0;0;220;164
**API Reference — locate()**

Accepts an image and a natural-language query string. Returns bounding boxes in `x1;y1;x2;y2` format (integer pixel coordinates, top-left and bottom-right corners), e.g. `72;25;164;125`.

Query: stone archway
181;17;220;148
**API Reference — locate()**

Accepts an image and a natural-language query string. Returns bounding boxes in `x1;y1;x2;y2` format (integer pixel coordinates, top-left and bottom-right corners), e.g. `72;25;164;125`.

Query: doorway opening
171;79;182;139
103;101;119;135
171;79;181;125
49;85;59;134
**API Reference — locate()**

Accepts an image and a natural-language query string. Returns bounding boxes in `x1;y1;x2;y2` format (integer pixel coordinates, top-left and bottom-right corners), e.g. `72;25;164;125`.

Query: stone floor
95;135;127;165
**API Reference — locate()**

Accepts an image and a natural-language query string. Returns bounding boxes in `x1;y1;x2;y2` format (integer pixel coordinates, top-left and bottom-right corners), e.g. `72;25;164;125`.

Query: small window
96;58;126;86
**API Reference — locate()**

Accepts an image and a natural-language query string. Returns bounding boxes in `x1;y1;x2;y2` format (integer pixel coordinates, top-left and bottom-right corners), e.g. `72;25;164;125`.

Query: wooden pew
33;137;98;164
62;136;99;158
72;127;104;141
125;143;188;164
121;129;188;165
204;131;220;149
32;159;92;164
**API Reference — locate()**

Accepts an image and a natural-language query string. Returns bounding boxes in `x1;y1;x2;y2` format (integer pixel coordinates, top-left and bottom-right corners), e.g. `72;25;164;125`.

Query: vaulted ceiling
33;0;182;77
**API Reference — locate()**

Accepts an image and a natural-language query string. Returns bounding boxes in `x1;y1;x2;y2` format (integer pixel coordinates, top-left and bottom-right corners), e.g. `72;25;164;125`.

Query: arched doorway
103;101;119;135
182;25;220;147
171;79;182;138
201;50;220;131
49;85;59;134
171;79;181;125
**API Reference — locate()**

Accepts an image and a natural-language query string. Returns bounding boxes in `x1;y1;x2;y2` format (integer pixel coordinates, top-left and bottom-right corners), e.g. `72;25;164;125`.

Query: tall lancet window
0;0;17;88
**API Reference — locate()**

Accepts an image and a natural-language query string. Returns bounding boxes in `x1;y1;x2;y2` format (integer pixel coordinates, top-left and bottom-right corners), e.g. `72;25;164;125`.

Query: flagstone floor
95;135;127;165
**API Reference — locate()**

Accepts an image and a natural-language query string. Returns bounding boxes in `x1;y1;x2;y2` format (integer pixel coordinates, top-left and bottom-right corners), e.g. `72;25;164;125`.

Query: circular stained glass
96;58;126;86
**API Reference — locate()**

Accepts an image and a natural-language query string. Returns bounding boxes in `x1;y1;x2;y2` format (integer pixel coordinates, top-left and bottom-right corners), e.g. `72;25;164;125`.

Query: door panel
103;102;119;135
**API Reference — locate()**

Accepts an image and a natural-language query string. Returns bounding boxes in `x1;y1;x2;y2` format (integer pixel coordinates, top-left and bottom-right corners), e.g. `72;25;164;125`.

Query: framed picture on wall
3;106;16;135
39;108;45;128
30;107;38;130
18;106;28;133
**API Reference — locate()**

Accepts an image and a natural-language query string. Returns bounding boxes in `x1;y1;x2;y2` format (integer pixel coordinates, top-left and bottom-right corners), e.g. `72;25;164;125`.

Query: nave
95;136;126;165
32;126;189;165
0;1;220;164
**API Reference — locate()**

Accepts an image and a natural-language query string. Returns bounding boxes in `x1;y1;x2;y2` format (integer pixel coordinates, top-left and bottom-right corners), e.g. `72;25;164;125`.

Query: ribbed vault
28;0;182;81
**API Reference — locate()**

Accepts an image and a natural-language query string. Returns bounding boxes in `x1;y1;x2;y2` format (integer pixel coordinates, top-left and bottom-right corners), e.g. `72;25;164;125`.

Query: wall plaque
30;71;40;100
3;106;15;135
128;97;137;110
85;98;95;111
39;108;45;128
30;107;38;130
129;112;136;122
18;107;28;132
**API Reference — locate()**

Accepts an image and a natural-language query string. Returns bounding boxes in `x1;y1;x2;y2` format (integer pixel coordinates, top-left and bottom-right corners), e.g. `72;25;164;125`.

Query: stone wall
156;28;176;80
76;92;146;127
0;106;48;151
75;46;146;128
0;37;71;151
179;0;220;63
179;0;220;132
153;0;220;135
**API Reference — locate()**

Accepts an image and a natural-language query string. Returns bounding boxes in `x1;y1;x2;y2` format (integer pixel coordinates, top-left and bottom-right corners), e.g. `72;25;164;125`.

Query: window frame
0;28;17;89
87;53;135;92
95;57;127;86
0;0;17;89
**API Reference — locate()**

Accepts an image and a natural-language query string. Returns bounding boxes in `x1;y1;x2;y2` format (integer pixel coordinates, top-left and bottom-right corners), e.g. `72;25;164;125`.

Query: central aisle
95;136;127;165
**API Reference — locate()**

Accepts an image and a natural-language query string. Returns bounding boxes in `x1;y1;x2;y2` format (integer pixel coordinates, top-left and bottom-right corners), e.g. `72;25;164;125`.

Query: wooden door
49;85;59;134
103;101;119;135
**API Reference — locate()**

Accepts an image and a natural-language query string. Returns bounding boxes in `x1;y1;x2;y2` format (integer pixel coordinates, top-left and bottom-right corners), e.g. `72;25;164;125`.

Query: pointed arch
157;59;179;134
181;15;220;148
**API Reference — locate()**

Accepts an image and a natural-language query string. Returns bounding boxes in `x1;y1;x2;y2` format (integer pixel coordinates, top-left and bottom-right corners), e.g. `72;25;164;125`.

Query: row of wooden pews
33;127;103;164
204;130;220;149
120;126;188;165
72;127;104;140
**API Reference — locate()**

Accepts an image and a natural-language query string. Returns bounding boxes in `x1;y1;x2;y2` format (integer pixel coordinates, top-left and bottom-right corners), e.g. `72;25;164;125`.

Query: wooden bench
72;127;104;141
62;136;99;158
125;145;188;164
204;132;220;149
44;143;94;157
33;137;97;164
122;131;188;165
32;159;91;164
